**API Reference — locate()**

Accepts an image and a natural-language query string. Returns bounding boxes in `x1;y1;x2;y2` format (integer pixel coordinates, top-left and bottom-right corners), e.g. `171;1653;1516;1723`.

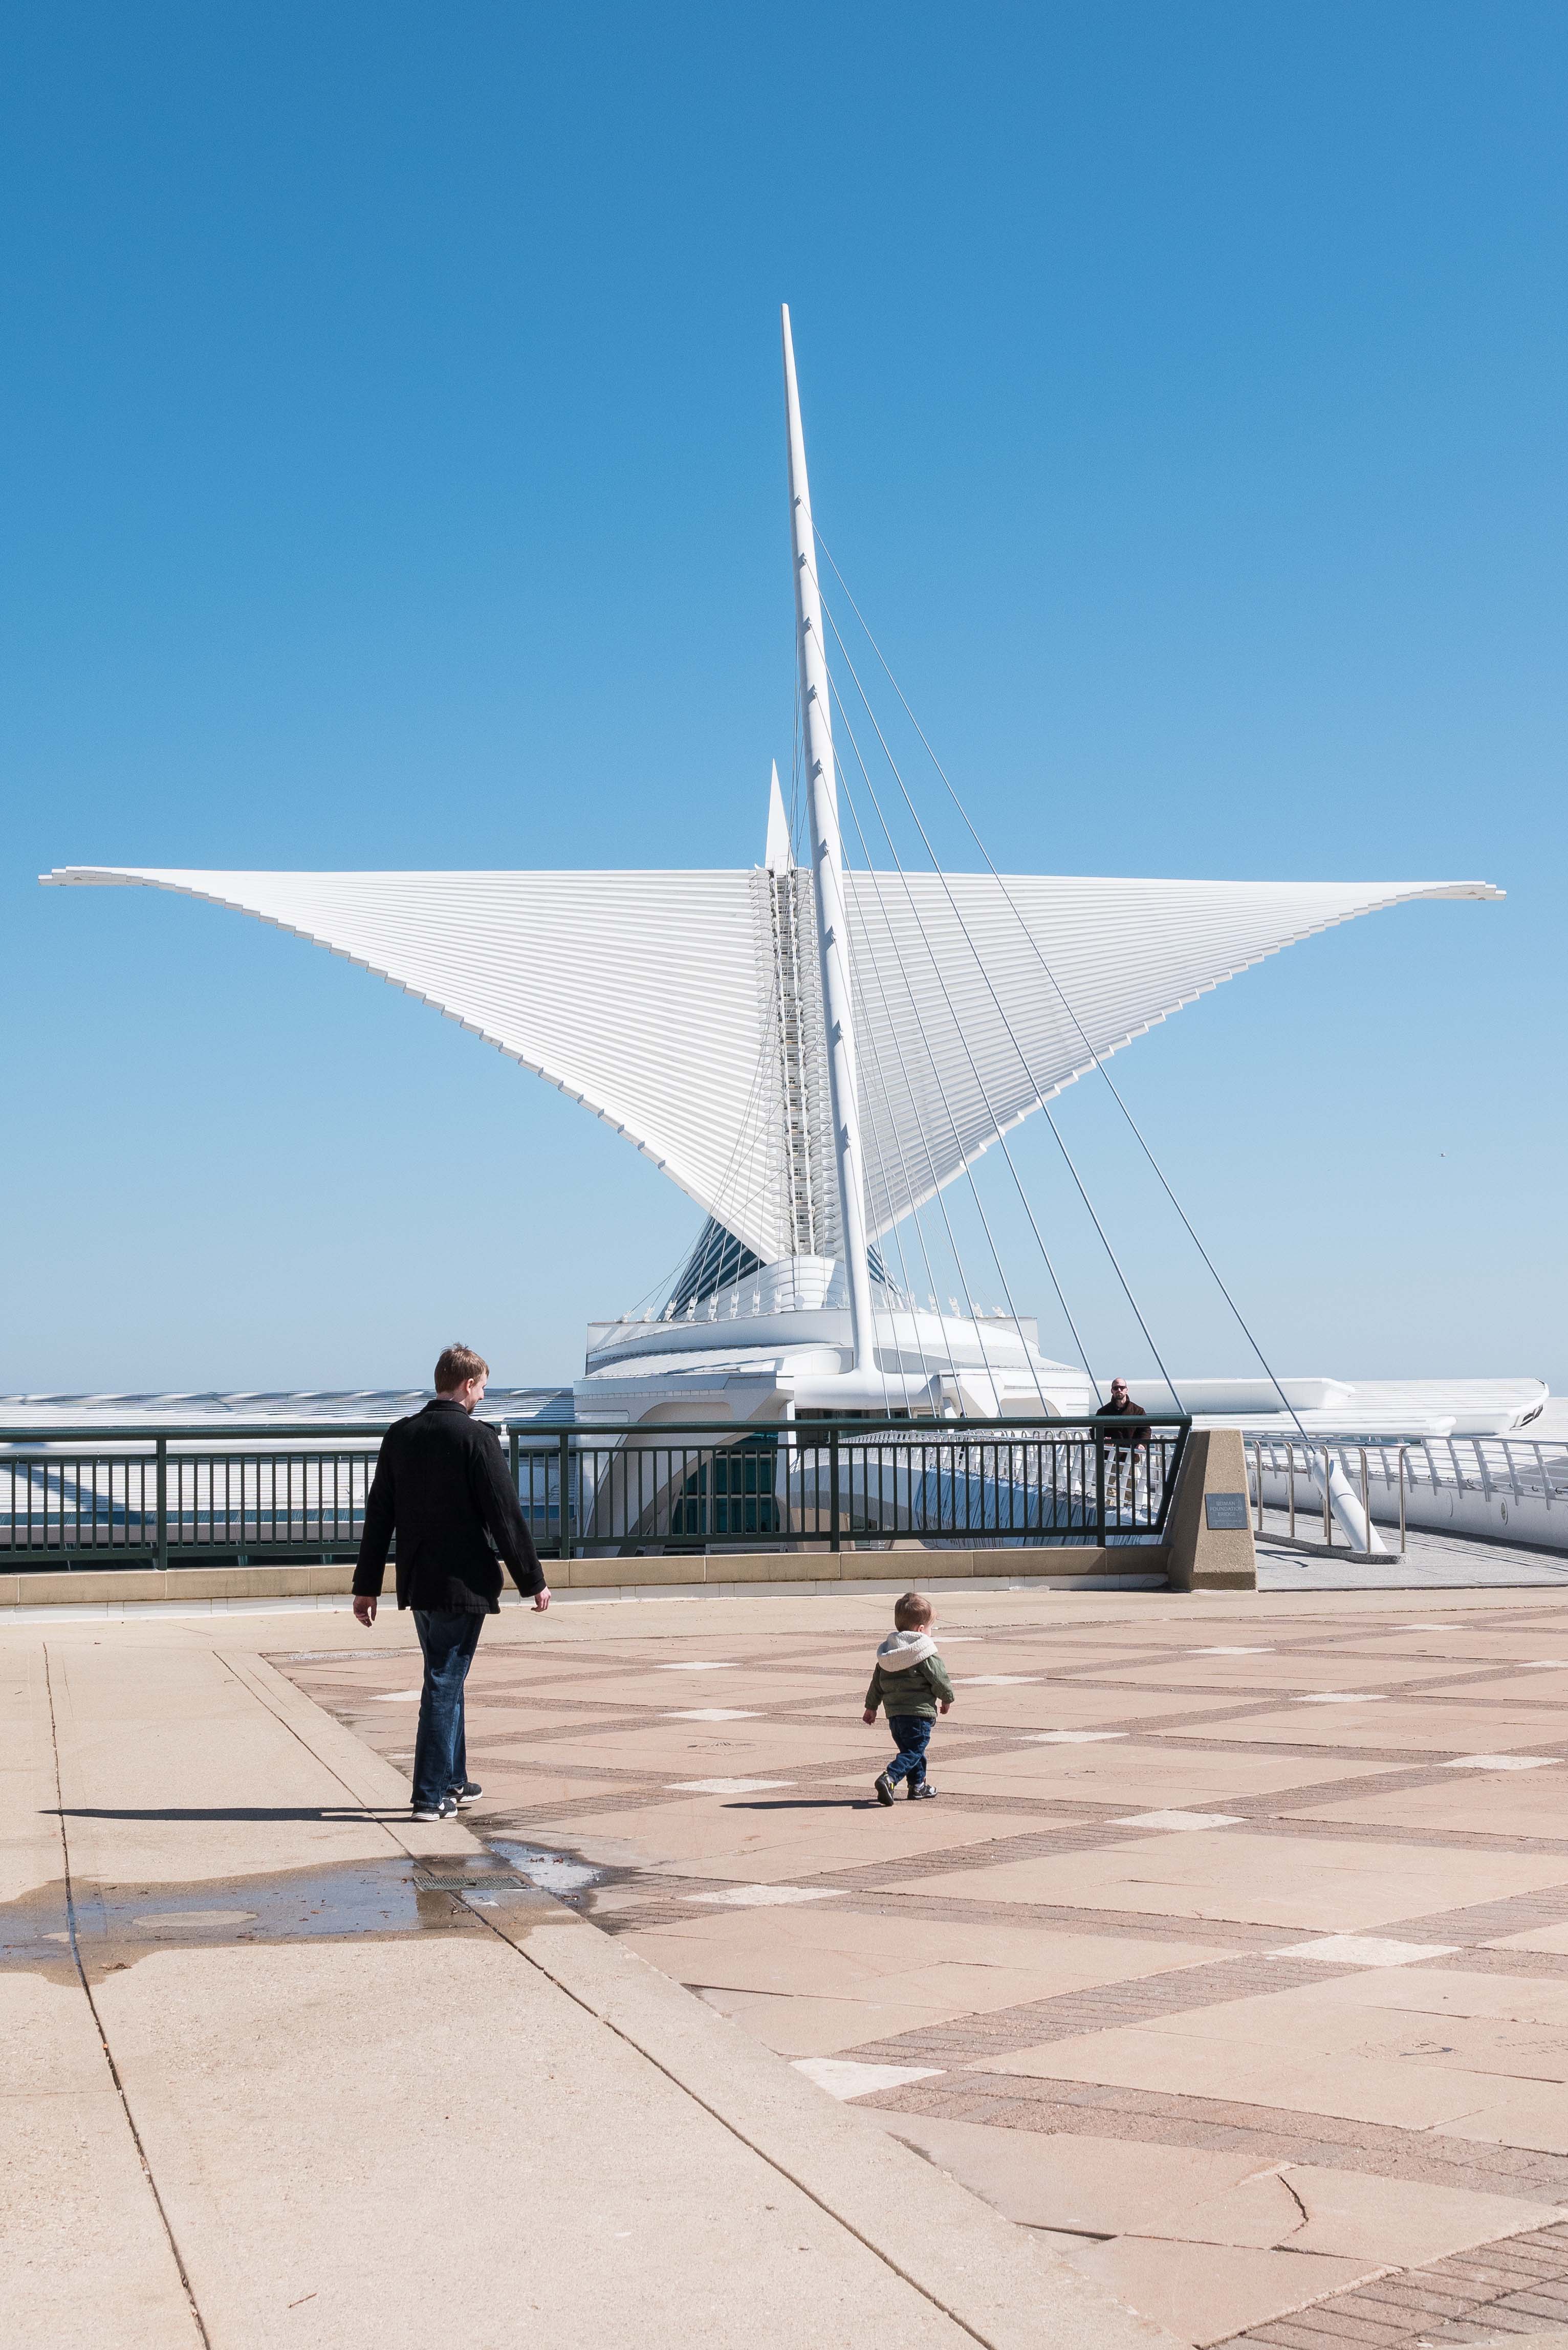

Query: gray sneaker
411;1796;456;1823
450;1781;483;1808
907;1780;938;1800
874;1772;895;1807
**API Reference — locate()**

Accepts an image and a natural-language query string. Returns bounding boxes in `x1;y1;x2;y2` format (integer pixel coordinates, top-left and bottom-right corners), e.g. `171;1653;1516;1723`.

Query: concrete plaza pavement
284;1581;1568;2350
16;1575;1568;2348
1255;1520;1568;1594
1;1597;1178;2350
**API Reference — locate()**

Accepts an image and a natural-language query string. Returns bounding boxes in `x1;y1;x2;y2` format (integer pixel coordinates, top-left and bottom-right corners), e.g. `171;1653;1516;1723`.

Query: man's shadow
50;1806;410;1824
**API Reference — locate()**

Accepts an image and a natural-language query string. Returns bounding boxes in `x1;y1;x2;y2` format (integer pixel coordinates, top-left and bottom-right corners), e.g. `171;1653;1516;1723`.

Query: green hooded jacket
864;1629;956;1722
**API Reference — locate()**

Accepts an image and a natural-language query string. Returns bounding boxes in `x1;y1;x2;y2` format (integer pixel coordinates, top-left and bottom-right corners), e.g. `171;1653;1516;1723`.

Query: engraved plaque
1204;1492;1250;1531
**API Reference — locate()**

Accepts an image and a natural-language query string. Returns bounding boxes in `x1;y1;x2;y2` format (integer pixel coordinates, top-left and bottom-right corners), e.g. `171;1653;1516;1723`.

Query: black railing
508;1419;1187;1557
0;1427;382;1569
0;1416;1188;1569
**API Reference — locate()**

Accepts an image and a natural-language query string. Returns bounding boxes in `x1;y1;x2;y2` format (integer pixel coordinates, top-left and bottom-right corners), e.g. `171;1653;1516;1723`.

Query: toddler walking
863;1590;955;1805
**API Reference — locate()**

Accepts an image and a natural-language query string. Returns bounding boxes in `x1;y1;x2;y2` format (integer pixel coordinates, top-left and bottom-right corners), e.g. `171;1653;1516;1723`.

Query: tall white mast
781;303;875;1373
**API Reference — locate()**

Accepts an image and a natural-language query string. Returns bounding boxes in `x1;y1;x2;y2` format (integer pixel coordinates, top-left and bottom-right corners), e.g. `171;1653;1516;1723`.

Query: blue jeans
885;1714;933;1788
411;1608;485;1809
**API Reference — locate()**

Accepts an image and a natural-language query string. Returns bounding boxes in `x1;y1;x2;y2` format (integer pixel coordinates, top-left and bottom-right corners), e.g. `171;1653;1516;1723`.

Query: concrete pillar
1165;1427;1257;1592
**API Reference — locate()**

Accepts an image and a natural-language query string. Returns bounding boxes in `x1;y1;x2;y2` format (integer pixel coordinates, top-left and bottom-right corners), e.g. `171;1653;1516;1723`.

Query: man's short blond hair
894;1590;933;1628
434;1343;489;1394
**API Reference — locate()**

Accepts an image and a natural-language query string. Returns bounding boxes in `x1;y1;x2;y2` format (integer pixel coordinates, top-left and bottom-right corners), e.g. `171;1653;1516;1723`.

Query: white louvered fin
844;871;1502;1239
42;864;1500;1260
42;865;788;1266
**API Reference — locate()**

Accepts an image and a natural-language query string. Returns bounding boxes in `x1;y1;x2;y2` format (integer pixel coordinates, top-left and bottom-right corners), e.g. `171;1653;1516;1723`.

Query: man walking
352;1344;549;1821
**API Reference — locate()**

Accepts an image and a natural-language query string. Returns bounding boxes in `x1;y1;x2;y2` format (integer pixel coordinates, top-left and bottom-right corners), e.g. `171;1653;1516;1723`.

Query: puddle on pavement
488;1841;607;1899
0;1844;613;1982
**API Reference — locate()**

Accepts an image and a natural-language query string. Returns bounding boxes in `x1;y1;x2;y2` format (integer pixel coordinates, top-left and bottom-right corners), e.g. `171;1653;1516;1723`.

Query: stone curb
0;1547;1171;1608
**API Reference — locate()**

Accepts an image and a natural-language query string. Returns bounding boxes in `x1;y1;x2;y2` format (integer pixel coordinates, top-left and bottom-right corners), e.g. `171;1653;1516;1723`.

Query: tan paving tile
877;2116;1264;2233
1268;2163;1563;2263
1164;1700;1568;1753
1085;1656;1446;1692
626;1904;1225;1983
1438;1668;1568;1704
695;1985;968;2056
449;1766;648;1811
913;1830;1568;1931
621;1919;889;1998
495;1642;778;1667
1288;1770;1568;1836
1102;2155;1560;2264
621;1908;1227;2007
1065;2234;1373;2347
939;1685;1250;1730
926;1745;1394;1809
542;1668;866;1710
1145;2168;1306;2248
905;1640;1126;1671
489;1720;876;1772
1437;2080;1568;2155
466;1647;646;1677
1333;1629;1568;1662
468;1663;664;1695
1016;1965;1568;2072
1174;1997;1568;2092
336;1697;593;1737
986;2020;1499;2130
985;1966;1568;2136
885;1955;1202;2014
529;1796;1040;1880
1393;2013;1568;2085
1487;1922;1568;1954
1275;1965;1568;2027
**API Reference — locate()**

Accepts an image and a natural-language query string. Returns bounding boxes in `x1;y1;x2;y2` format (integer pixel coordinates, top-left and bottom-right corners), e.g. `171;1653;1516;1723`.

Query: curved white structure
40;311;1515;1435
41;861;1499;1272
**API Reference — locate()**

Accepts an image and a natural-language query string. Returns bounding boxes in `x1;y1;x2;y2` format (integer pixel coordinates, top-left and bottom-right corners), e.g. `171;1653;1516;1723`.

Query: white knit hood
876;1628;937;1672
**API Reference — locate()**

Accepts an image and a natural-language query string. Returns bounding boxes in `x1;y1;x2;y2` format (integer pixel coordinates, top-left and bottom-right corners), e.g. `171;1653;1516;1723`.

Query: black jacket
1101;1397;1151;1449
353;1399;546;1613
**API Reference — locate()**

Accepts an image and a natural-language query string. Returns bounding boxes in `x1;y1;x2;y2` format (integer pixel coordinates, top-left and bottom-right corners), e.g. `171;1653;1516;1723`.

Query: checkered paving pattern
279;1593;1568;2347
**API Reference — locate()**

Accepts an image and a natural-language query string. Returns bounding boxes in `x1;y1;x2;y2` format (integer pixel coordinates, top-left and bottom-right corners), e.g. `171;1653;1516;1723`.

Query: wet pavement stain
0;1851;586;1981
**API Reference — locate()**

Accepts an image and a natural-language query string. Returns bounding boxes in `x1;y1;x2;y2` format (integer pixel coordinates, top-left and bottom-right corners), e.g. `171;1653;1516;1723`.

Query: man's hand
533;1585;551;1612
939;1700;951;1713
353;1595;377;1628
862;1708;877;1725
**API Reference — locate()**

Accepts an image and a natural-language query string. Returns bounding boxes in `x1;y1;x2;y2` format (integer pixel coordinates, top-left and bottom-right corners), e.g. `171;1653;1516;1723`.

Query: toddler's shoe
874;1772;895;1807
907;1780;938;1799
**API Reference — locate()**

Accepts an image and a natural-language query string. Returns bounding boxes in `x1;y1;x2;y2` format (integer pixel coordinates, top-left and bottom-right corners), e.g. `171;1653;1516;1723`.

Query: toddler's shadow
728;1796;878;1813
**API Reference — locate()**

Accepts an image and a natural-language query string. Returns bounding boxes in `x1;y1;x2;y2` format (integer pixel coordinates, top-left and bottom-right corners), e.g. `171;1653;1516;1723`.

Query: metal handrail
0;1411;1194;1447
1249;1437;1415;1561
0;1414;1191;1569
508;1418;1189;1561
0;1422;403;1444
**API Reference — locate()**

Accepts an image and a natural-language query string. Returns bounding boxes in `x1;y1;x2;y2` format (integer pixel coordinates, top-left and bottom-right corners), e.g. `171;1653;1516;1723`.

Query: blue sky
4;2;1563;1398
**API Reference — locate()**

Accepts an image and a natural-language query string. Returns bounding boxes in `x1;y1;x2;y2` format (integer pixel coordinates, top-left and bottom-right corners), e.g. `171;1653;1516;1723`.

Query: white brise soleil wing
846;871;1500;1239
44;864;1499;1261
